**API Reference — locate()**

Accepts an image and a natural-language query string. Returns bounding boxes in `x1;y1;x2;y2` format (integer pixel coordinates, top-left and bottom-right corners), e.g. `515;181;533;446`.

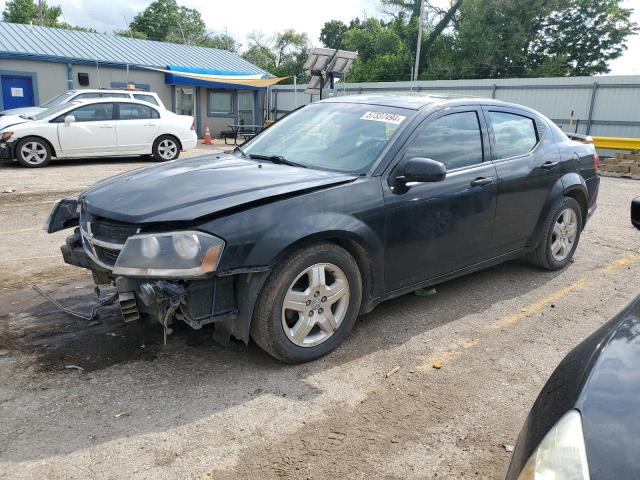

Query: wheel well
564;190;588;227
17;136;57;157
155;134;182;151
271;235;376;314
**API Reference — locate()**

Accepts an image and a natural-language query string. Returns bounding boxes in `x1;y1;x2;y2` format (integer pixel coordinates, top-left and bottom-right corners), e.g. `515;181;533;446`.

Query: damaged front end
47;197;269;344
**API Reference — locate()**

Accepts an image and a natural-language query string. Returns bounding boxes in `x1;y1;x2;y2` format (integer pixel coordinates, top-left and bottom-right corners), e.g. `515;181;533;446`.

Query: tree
3;0;61;27
200;33;241;54
128;0;205;44
319;20;348;49
535;0;637;75
244;30;311;81
3;0;95;31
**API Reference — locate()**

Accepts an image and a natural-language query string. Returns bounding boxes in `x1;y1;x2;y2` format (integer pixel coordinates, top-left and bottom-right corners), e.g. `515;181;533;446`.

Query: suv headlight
518;410;590;480
113;231;225;278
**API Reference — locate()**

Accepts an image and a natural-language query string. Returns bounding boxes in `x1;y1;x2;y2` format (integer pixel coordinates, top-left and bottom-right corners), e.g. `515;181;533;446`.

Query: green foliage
200;34;241;54
128;0;205;44
319;0;637;81
243;30;311;82
1;0;87;29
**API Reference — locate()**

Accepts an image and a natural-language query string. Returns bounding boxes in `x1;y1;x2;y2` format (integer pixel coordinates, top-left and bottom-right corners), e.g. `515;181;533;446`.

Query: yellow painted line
0;227;42;235
418;254;640;371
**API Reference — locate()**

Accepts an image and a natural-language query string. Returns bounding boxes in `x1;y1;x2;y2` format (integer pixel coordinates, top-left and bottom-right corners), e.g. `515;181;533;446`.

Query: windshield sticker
361;111;406;125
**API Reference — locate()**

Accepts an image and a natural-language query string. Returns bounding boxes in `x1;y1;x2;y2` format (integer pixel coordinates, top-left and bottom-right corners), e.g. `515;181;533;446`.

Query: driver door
383;107;498;291
56;103;117;157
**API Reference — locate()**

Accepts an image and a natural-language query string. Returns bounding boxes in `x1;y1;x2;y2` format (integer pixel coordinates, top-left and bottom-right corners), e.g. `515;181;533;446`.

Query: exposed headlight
1;131;13;142
113;231;224;278
517;410;590;480
44;197;79;233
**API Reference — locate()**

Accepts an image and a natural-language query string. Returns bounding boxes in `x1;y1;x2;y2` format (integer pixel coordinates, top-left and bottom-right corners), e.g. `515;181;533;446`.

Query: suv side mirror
632;197;640;230
64;115;75;125
401;157;447;183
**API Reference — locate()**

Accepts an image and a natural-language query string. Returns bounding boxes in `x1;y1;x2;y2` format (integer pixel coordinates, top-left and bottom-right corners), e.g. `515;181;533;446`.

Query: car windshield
40;91;76;108
32;101;80;121
240;102;414;173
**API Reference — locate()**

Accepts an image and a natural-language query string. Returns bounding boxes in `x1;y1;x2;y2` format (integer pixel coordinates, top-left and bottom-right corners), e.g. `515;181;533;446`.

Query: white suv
0;89;165;117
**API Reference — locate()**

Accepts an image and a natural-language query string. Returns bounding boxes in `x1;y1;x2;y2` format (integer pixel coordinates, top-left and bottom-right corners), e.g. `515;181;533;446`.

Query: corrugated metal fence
269;75;640;139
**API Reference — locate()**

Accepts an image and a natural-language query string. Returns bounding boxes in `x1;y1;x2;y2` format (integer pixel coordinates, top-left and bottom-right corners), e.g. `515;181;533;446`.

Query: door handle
542;161;559;170
144;124;157;127
470;177;494;187
99;125;114;129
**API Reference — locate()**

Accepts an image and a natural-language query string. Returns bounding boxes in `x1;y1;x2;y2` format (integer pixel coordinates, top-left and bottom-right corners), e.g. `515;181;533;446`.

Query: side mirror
64;115;75;125
400;157;447;184
632;197;640;230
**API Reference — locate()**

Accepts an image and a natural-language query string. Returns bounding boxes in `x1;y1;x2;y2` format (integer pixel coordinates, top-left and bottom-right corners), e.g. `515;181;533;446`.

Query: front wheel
152;135;180;161
251;243;362;363
16;137;52;167
527;196;583;270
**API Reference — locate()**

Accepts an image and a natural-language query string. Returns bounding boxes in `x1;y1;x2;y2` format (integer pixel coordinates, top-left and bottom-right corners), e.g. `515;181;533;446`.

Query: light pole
413;0;425;82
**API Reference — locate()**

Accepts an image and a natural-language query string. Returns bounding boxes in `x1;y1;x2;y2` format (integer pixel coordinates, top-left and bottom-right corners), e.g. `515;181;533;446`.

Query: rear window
133;94;159;106
489;111;538;159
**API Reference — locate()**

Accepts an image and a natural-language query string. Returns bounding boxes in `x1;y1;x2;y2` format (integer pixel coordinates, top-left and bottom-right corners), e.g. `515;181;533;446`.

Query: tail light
190;121;195;131
593;148;600;173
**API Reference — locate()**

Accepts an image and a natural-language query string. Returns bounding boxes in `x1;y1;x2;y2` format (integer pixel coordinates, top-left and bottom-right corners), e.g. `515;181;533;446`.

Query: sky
2;0;639;75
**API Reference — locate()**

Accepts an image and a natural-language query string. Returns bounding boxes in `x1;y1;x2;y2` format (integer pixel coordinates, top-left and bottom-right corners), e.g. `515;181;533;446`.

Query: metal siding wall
272;76;640;139
0;58;66;103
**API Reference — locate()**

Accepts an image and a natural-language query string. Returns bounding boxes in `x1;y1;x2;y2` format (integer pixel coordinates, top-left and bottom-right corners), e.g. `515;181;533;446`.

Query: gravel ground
0;156;638;480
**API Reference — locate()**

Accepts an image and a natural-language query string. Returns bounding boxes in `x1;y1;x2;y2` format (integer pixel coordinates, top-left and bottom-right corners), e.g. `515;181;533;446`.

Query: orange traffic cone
204;125;212;145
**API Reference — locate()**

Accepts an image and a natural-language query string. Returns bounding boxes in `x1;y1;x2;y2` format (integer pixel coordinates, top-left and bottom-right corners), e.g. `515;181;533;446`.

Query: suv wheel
152;135;180;161
527;196;583;270
251;243;362;363
16;137;51;167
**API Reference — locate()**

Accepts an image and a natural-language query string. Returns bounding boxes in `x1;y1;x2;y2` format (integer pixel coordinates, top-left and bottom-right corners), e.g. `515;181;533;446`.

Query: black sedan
505;199;640;480
46;95;599;363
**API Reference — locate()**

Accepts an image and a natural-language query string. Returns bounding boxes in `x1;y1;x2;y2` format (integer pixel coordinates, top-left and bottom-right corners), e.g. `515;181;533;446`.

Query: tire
527;196;583;270
15;137;52;167
152;135;180;161
250;242;363;363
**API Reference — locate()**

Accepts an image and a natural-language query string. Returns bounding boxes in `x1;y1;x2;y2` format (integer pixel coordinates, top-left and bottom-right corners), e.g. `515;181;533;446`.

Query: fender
526;173;587;248
221;212;385;345
245;211;384;298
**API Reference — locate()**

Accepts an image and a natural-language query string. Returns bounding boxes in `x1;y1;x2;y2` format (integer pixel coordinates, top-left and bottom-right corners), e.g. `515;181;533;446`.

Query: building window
208;90;233;115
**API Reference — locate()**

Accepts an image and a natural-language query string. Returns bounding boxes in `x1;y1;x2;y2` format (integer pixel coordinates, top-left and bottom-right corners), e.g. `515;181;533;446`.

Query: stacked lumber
601;152;640;176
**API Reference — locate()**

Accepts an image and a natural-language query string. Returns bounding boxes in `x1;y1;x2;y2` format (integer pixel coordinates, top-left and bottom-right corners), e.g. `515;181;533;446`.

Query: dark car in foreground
505;199;640;480
46;94;599;363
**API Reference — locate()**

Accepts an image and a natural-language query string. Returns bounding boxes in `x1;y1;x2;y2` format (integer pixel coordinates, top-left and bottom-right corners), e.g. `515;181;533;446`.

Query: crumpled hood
0;114;30;131
81;154;357;223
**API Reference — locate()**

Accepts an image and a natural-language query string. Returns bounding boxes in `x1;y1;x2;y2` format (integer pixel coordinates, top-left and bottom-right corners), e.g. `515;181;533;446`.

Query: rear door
484;107;563;254
56;102;117;157
383;107;498;291
115;103;161;154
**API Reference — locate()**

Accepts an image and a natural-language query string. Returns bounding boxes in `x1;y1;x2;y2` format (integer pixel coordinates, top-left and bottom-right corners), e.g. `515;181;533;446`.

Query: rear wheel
527;197;582;270
152;135;180;161
16;137;51;167
251;243;362;363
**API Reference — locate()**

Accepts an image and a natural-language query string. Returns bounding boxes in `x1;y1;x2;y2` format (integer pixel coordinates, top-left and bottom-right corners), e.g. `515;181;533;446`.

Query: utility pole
413;0;425;81
38;0;44;26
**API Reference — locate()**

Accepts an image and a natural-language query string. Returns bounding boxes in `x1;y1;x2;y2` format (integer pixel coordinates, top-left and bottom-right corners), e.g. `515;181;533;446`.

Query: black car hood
575;296;640;480
81;154;357;223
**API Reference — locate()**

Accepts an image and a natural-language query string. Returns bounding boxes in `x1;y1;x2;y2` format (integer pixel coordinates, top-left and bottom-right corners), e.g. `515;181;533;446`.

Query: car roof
318;93;527;111
66;98;161;107
70;89;155;95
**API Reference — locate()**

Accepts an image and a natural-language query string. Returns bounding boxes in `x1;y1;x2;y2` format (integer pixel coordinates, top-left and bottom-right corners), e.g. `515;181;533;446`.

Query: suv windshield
241;102;413;173
40;91;76;108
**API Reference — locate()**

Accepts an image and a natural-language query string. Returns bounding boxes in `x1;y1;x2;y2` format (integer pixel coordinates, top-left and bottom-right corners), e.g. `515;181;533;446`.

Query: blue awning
162;65;284;91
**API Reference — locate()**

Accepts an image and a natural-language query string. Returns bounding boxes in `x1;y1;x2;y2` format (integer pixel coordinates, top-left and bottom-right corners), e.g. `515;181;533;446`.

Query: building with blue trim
0;22;273;137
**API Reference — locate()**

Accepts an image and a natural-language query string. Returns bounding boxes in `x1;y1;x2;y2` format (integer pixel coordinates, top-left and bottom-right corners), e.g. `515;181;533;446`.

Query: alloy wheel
20;142;47;165
157;139;177;160
550;208;578;262
281;263;350;347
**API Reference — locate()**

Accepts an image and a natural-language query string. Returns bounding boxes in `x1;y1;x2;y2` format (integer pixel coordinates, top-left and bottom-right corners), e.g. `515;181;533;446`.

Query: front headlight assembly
518;410;590;480
113;231;225;279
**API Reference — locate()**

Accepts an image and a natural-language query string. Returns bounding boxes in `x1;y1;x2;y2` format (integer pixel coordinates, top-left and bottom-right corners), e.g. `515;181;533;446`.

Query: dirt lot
0;152;639;479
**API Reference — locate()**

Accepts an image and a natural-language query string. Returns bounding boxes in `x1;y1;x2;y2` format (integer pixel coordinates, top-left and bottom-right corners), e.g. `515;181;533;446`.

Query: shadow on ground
0;258;563;463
